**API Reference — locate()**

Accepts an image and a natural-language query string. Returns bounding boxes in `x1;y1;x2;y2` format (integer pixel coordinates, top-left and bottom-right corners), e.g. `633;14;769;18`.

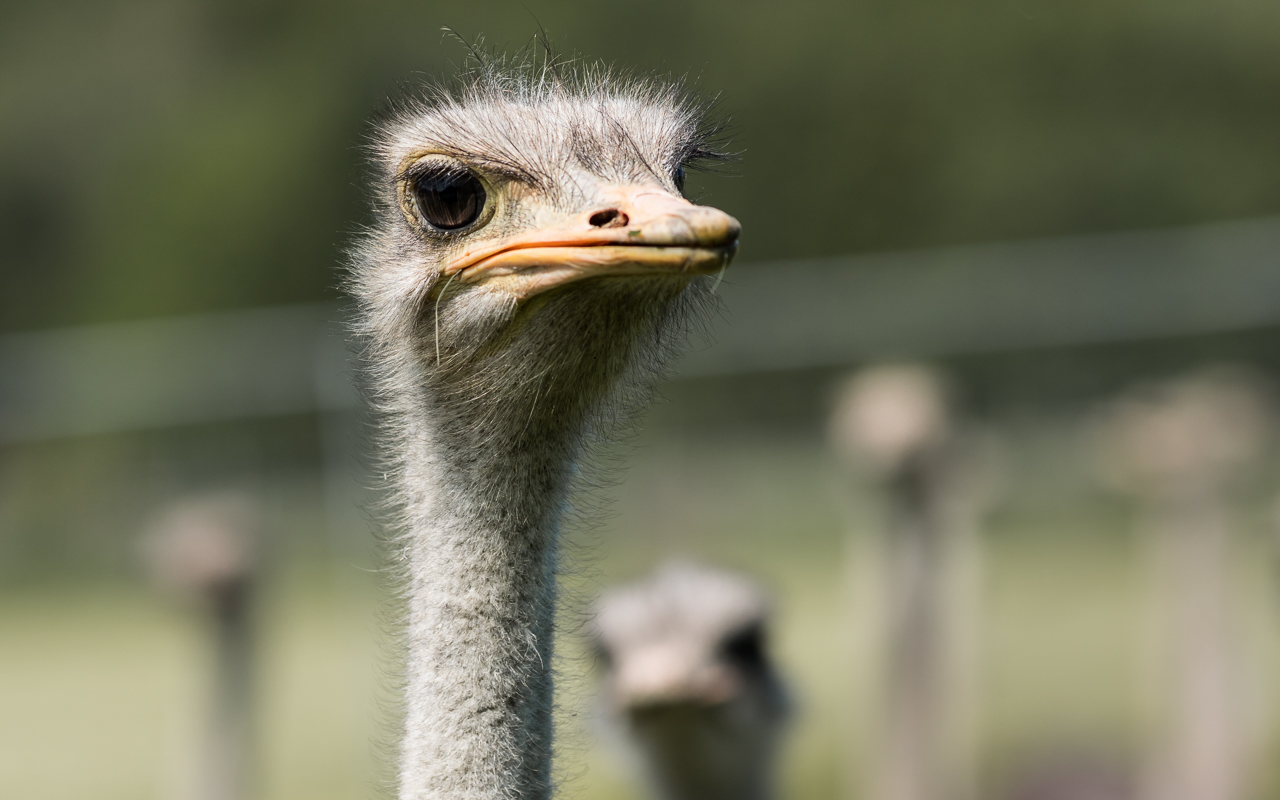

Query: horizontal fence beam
0;305;351;443
686;215;1280;375
3;217;1279;443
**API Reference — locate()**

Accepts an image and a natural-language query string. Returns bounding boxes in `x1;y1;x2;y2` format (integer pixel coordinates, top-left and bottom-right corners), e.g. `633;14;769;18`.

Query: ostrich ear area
444;193;740;300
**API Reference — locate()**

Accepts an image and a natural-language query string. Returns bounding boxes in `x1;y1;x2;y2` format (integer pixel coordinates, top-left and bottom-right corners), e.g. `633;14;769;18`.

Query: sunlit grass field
5;423;1280;800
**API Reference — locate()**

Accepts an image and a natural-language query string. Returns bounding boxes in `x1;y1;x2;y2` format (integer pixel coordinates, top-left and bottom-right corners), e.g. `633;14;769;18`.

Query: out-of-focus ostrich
348;55;739;800
590;562;789;800
142;492;260;800
829;364;989;800
999;753;1134;800
1096;368;1272;800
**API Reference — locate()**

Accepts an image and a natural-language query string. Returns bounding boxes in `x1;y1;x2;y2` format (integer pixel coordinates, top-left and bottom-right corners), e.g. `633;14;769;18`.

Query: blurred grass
6;427;1280;800
0;586;202;800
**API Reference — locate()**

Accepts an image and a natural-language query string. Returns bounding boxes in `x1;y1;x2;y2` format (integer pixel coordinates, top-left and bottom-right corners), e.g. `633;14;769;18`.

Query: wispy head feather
369;37;735;199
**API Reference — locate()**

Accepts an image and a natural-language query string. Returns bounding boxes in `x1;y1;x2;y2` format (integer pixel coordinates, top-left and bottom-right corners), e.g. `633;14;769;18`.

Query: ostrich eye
673;164;686;193
412;168;486;231
720;623;766;669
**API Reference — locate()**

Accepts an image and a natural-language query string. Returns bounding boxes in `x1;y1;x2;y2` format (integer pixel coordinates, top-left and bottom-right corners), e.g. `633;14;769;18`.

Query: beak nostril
589;209;629;228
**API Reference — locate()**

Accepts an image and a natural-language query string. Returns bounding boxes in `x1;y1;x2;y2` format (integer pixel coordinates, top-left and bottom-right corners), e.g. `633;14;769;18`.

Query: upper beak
444;187;740;297
613;646;742;711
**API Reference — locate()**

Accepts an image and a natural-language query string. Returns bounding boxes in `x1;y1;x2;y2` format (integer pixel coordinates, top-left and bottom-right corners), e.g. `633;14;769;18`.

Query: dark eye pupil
414;170;485;230
721;624;766;669
674;165;686;192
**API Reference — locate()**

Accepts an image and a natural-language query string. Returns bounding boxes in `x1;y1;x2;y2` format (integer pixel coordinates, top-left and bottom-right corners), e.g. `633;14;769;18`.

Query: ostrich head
591;562;789;800
351;61;739;449
830;364;953;480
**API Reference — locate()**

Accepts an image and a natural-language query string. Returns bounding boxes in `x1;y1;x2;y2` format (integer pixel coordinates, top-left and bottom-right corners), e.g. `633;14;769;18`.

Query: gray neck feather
398;417;563;800
377;282;699;800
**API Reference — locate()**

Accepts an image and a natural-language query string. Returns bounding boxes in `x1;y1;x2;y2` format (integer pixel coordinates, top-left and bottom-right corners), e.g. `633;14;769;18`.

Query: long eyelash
676;109;740;175
398;161;470;186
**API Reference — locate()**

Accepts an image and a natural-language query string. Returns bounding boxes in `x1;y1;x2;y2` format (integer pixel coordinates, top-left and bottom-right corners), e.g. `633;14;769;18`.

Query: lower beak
445;189;740;298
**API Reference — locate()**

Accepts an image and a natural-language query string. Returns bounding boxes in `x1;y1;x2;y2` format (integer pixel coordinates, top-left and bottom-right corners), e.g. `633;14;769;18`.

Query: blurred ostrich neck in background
143;493;260;800
1100;370;1272;800
831;365;986;800
350;61;738;800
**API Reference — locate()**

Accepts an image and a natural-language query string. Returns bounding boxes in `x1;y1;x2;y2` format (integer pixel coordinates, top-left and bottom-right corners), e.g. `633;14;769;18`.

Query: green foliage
3;0;1280;331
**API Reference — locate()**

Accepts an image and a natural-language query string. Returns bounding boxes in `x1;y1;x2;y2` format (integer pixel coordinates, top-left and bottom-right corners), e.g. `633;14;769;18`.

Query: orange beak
612;645;742;711
444;188;740;298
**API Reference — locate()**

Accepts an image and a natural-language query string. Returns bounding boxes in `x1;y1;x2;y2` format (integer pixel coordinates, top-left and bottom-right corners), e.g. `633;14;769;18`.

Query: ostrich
1096;368;1272;800
589;562;789;800
829;364;988;800
141;492;260;800
348;57;739;800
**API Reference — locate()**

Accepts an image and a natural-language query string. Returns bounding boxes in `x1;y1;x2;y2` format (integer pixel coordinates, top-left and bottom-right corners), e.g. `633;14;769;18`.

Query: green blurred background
5;1;1280;799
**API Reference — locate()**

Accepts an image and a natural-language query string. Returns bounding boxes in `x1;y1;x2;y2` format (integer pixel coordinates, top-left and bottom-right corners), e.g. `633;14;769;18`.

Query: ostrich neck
387;280;692;800
397;391;581;800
